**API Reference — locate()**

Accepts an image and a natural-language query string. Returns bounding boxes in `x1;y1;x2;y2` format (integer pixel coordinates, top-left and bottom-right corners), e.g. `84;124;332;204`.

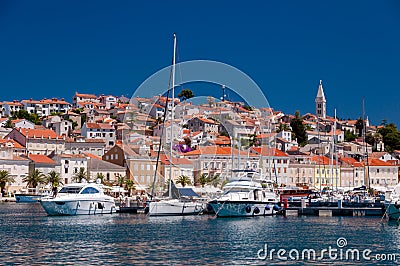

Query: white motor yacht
209;173;280;217
40;183;116;216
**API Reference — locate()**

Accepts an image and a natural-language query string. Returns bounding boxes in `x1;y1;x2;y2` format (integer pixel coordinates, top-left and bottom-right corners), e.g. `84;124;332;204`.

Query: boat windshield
59;186;82;194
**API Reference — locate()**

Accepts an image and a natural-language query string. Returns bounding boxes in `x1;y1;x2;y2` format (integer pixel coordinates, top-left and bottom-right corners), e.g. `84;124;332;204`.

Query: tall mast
169;33;176;198
334;108;338;191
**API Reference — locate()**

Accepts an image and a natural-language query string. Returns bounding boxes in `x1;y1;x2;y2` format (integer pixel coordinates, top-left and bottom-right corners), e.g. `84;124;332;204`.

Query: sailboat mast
169;33;176;198
330;118;334;190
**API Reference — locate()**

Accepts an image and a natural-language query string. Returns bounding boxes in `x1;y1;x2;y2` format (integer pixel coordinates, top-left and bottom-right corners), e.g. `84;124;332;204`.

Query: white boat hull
209;201;280;217
40;198;116;216
148;199;203;216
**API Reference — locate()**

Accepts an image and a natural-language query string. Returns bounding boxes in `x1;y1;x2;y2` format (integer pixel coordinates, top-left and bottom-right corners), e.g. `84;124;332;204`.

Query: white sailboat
148;33;203;216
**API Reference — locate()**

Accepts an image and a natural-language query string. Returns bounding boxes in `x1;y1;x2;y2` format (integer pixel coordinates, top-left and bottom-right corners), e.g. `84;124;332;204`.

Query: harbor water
1;202;400;265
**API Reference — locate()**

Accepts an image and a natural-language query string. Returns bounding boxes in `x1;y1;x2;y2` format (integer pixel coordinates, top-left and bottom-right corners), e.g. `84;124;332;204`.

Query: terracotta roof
310;155;338;165
183;146;249;156
339;157;361;166
250;146;289;157
3;101;23;106
367;158;394;167
0;139;24;149
28;154;56;164
17;128;61;139
75;93;97;99
370;152;388;159
159;154;193;165
83;153;102;160
85;123;114;130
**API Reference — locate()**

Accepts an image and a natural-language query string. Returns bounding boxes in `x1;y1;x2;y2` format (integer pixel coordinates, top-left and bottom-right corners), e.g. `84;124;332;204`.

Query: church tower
315;80;326;118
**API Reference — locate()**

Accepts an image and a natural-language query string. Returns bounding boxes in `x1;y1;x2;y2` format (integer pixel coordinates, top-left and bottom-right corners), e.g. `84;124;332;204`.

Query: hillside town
0;80;399;197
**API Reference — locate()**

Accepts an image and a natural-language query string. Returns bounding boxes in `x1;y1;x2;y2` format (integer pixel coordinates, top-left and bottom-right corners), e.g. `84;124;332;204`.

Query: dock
0;197;16;202
282;200;386;217
116;206;148;214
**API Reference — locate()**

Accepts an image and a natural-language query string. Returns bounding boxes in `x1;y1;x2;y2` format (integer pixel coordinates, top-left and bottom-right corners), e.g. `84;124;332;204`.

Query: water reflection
1;203;400;265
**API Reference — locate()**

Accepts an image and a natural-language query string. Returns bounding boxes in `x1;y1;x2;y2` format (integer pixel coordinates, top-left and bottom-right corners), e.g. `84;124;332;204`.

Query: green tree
4;118;13;128
277;123;290;133
177;89;194;102
116;175;126;187
46;171;63;196
243;105;253;111
198;173;208;187
355;117;364;137
125;179;135;197
176;175;191;187
208;174;221;188
344;129;357;142
290;111;307;146
23;169;45;189
96;173;105;183
0;170;14;196
378;123;400;152
14;109;30;120
72;167;87;183
248;133;259;147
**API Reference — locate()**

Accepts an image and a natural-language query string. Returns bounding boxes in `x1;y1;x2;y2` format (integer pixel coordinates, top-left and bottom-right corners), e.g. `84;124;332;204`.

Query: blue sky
0;1;399;126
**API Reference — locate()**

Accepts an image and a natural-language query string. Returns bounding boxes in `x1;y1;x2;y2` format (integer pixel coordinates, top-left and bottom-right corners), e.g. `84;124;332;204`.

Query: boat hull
40;198;116;216
15;194;42;203
385;202;400;220
209;200;280;217
148;199;203;216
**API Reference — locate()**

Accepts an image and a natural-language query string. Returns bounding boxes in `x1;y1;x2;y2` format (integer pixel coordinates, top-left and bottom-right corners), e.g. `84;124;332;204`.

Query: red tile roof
159;154;193;165
0;139;24;149
85;123;114;130
75;93;97;99
28;154;56;164
250;146;289;157
18;128;61;139
310;155;338;165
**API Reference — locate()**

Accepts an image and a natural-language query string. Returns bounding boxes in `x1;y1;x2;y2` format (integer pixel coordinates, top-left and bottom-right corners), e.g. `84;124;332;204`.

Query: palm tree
176;175;191;187
208;174;221;188
46;171;63;196
72;167;87;183
125;179;135;197
0;170;14;196
198;173;208;187
23;169;45;189
116;175;126;187
96;173;105;183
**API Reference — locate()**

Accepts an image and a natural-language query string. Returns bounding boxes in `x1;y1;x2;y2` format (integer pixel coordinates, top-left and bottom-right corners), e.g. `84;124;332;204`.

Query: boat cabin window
59;187;82;194
81;187;100;194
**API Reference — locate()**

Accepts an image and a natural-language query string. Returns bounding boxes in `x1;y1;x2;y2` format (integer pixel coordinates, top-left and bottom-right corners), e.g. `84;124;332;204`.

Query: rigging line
176;41;184;92
150;56;175;198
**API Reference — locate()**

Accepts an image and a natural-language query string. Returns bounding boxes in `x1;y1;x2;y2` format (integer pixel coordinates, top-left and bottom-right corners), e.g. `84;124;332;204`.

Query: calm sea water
1;203;400;265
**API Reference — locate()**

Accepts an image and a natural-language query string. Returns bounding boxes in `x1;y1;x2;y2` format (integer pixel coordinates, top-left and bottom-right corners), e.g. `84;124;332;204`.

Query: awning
178;188;200;197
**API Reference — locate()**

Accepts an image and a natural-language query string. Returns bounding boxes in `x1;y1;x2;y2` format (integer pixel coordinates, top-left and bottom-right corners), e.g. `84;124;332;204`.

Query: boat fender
245;205;252;213
273;204;281;211
253;207;260;214
265;205;270;211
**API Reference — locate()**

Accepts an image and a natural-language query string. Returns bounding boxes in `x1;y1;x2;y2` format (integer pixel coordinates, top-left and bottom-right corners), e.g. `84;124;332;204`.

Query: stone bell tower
315;80;326;119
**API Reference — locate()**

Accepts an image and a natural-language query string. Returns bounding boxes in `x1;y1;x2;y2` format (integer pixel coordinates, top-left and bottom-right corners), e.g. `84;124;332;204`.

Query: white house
0;141;29;195
81;122;116;149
